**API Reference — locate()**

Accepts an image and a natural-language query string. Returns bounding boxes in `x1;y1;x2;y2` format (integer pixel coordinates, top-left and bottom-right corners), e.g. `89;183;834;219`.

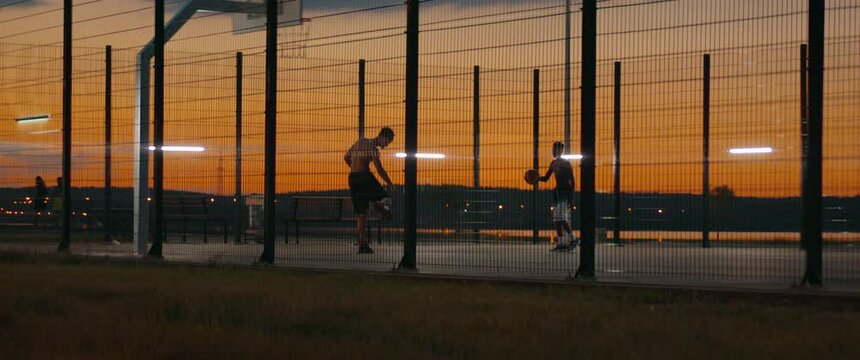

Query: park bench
282;195;383;244
161;196;230;243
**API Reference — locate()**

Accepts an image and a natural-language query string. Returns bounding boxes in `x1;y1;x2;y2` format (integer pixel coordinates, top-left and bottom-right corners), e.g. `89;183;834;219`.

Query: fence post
613;61;622;245
577;0;597;278
564;0;572;152
259;0;279;264
473;65;480;243
802;0;824;286
104;45;112;244
800;43;808;242
359;59;366;139
148;0;165;257
235;51;244;244
532;69;540;245
399;0;419;270
702;54;711;249
58;0;72;252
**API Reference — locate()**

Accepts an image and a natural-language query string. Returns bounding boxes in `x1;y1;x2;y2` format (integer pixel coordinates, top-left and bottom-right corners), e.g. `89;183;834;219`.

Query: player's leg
550;222;570;252
369;175;393;220
562;219;578;248
551;201;567;251
350;174;375;253
554;221;565;238
553;200;577;251
355;200;374;253
357;213;367;247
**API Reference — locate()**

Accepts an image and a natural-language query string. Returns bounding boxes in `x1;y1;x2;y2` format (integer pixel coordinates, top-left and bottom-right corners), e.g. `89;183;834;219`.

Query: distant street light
729;147;773;155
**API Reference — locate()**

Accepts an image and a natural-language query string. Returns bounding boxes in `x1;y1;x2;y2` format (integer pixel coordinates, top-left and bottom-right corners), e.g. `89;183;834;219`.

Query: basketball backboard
232;0;303;35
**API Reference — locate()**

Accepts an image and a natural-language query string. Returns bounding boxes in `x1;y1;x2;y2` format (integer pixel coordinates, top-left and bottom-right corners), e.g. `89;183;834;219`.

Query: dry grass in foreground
0;252;858;360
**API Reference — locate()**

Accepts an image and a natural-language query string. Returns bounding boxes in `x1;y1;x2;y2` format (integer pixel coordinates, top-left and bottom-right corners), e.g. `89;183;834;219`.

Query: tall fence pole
399;0;419;270
532;69;540;245
800;43;808;225
148;0;165;257
564;0;571;152
702;54;711;249
577;0;596;278
802;0;824;286
104;45;112;244
259;0;278;264
59;0;72;252
234;52;244;244
358;59;366;139
473;65;480;243
613;61;622;245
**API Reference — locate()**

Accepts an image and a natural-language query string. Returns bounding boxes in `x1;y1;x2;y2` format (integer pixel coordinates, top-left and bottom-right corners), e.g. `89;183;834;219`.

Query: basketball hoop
280;19;310;59
232;0;303;35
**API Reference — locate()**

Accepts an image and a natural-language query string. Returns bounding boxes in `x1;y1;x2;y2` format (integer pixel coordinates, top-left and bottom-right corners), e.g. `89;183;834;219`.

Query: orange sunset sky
0;0;858;198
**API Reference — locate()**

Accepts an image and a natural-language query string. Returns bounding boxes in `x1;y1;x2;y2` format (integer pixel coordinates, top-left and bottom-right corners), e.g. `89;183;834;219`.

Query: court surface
2;234;858;292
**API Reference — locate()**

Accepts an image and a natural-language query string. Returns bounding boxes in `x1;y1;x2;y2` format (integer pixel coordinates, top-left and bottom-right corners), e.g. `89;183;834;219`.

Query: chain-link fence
0;0;857;289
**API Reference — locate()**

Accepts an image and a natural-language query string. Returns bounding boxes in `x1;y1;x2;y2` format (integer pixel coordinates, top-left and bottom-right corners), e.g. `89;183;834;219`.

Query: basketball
523;169;540;185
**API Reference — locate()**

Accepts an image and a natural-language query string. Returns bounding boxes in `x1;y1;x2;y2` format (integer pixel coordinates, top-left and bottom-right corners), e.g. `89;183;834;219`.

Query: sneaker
111;240;121;245
550;244;569;252
357;245;375;254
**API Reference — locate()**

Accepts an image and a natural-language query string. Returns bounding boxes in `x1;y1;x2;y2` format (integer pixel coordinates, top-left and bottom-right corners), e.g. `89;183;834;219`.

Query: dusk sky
1;0;857;197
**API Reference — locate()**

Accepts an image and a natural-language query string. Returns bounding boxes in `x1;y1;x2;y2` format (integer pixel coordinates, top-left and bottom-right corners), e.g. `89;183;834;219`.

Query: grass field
1;252;859;359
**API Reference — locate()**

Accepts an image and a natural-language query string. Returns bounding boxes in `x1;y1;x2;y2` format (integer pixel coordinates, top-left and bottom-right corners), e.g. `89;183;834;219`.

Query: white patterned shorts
552;200;571;223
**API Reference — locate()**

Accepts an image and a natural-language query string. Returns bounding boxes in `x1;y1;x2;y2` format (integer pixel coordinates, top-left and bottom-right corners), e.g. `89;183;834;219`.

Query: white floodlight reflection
395;152;446;159
561;154;584;160
28;129;61;135
729;147;773;155
148;145;205;152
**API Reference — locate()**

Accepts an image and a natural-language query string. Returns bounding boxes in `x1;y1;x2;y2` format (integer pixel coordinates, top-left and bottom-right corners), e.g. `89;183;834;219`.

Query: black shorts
348;172;388;214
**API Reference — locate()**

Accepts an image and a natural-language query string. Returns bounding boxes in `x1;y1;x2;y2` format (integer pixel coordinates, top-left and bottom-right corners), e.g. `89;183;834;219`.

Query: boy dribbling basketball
539;142;578;252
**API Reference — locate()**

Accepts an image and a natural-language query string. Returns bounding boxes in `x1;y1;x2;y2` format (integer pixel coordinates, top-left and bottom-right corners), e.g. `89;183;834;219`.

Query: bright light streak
395;152;446;159
729;147;773;155
561;154;583;160
148;146;205;152
28;129;61;135
16;114;50;123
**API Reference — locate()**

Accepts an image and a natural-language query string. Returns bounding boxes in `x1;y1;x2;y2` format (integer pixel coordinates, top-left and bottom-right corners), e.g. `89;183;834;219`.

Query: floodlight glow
395;152;446;159
148;145;205;152
28;129;60;135
15;114;50;123
561;154;584;160
729;147;773;155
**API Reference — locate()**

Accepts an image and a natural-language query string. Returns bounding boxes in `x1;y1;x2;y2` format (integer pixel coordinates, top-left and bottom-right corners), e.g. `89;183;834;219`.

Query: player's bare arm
343;145;353;167
372;149;394;187
566;162;575;189
567;163;576;209
539;160;556;182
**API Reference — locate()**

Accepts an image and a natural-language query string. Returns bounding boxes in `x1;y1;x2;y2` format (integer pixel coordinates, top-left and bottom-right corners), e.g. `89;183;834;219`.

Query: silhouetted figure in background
33;176;48;226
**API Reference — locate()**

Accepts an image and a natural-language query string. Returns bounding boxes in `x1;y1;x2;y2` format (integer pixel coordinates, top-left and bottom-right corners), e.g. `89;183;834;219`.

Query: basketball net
280;20;310;59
